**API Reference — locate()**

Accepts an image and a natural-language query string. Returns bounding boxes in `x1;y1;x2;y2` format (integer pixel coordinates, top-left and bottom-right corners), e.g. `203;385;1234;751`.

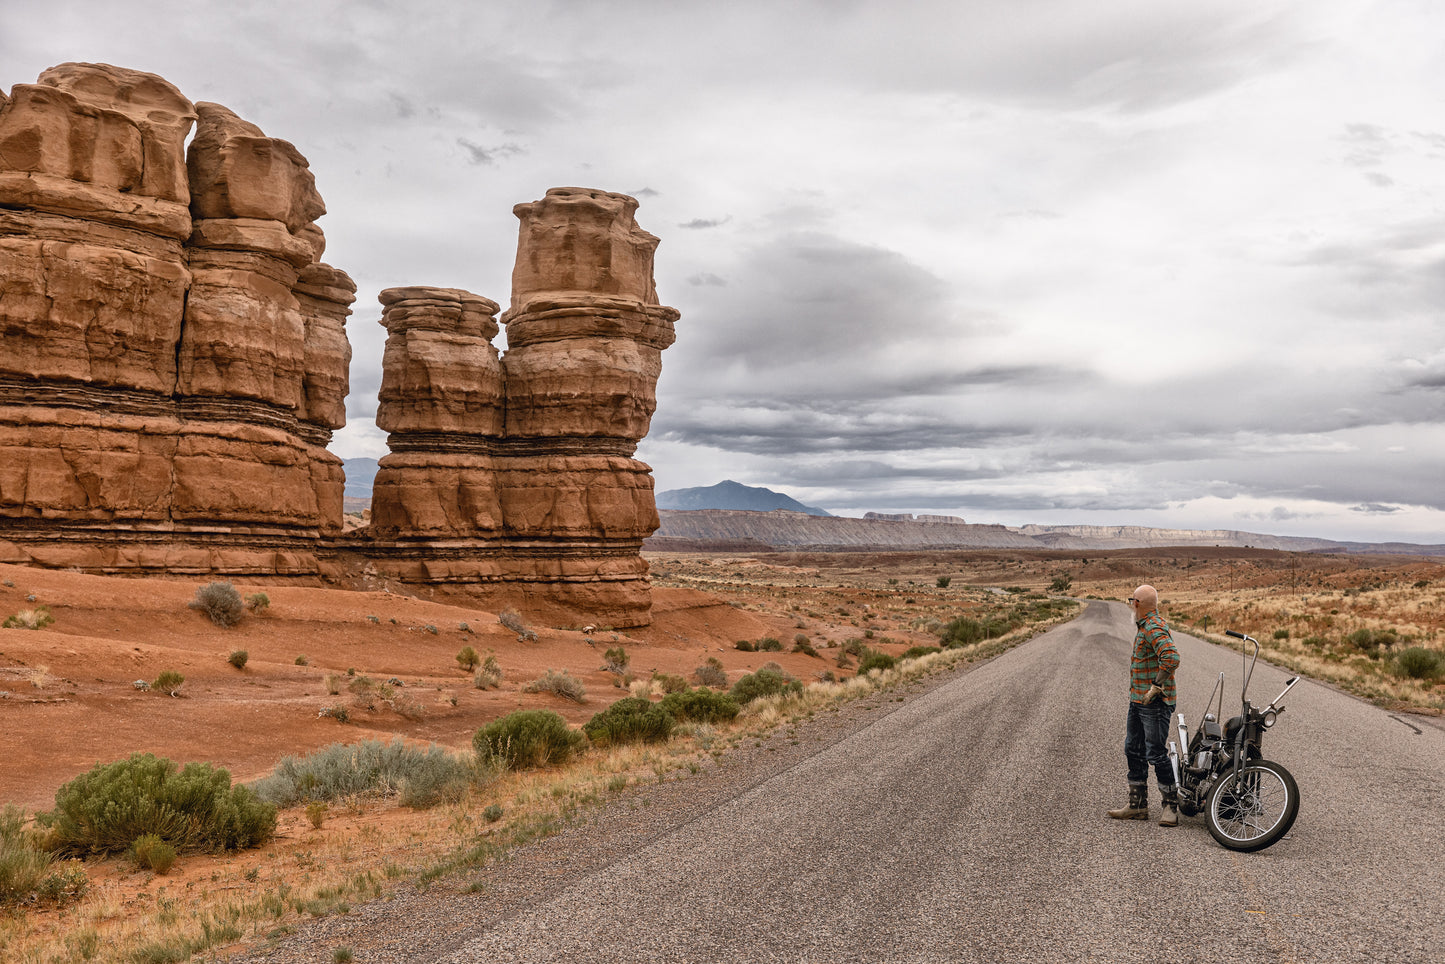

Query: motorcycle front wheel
1205;759;1299;852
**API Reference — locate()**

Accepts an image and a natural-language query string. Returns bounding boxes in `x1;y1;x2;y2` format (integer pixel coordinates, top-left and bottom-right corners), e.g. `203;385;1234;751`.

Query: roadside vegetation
0;583;1076;964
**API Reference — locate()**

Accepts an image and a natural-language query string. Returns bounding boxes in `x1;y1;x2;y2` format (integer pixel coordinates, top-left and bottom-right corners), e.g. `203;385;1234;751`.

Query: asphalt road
250;602;1445;964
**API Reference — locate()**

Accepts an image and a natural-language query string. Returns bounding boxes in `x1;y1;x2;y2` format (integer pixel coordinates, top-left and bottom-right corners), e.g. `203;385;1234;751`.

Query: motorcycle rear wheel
1205;759;1299;852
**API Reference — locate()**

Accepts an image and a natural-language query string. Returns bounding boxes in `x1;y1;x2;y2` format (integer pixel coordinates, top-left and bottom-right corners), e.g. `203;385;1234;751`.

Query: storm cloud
8;0;1444;543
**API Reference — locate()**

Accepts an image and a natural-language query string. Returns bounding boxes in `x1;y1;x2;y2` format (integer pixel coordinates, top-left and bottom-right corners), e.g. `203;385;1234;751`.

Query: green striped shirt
1131;610;1179;704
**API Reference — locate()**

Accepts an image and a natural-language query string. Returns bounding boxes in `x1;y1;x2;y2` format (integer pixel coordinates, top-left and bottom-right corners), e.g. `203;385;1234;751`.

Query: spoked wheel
1205;759;1299;852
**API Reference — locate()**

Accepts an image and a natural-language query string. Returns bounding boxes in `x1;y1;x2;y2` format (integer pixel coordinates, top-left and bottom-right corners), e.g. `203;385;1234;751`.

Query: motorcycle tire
1205;759;1299;852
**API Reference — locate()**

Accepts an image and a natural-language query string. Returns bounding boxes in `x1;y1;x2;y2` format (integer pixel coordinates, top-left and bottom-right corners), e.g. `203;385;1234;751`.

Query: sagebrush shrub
524;669;587;703
583;697;674;748
652;672;689;694
42;753;275;856
457;646;480;672
1393;646;1444;681
939;616;983;648
189;582;244;628
228;650;249;670
755;637;783;652
659;688;740;724
473;710;586;769
734;639;755;652
792;635;818;657
251;738;472;809
731;668;802;705
936;576;952;589
857;651;897;674
694;658;728;689
245;592;270;613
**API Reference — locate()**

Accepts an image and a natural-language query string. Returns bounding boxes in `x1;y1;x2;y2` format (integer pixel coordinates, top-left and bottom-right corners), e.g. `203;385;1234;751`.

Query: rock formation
0;64;674;625
367;188;678;627
0;64;354;574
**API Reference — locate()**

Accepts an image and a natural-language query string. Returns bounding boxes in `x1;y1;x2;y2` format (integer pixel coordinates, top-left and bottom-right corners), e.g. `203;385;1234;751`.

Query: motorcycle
1168;629;1301;852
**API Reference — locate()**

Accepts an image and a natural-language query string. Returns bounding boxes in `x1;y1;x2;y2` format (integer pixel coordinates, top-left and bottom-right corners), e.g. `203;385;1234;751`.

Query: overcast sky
7;0;1444;543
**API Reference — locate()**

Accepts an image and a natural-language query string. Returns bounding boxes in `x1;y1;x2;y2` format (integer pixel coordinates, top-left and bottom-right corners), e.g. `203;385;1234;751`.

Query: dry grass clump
524;669;587;703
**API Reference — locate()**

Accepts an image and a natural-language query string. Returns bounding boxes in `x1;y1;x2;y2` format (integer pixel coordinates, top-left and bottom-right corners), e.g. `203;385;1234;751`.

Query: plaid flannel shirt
1130;610;1179;704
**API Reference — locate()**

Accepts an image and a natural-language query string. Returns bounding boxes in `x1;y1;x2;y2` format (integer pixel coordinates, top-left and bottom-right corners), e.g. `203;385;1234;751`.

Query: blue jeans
1125;698;1176;787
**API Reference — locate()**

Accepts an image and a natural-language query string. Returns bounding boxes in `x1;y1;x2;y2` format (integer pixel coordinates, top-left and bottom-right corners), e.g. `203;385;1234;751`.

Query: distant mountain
646;510;1445;556
342;458;379;499
655;480;832;517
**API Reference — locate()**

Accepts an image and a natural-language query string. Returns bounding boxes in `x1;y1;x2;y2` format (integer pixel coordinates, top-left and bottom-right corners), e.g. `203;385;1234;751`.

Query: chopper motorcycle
1168;629;1301;852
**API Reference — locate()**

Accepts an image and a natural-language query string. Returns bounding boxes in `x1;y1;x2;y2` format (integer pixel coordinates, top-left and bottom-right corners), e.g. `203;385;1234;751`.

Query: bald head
1131;585;1159;613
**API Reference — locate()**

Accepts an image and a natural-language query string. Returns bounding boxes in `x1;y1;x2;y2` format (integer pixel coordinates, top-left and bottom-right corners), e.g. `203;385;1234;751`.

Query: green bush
659;687;740;724
1048;574;1073;592
457;646;480;672
755;637;783;652
792;635;818;657
251;738;473;809
245;592;270;613
583;697;674;748
856;651;897;674
129;833;177;874
939;616;984;648
0;806;89;906
652;672;690;694
936;576;952;589
42;754;276;856
901;645;942;661
1272;629;1290;640
938;614;1015;648
3;606;53;630
228;650;249;670
524;669;587;703
730;668;802;705
734;639;755;652
188;582;245;628
473;710;586;770
1393;646;1445;681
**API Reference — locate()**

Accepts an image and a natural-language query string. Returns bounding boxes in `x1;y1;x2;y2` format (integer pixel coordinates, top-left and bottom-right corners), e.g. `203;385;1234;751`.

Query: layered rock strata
0;64;353;574
368;188;678;626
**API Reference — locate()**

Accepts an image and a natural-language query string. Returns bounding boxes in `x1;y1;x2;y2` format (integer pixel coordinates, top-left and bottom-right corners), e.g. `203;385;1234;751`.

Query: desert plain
1;546;1442;961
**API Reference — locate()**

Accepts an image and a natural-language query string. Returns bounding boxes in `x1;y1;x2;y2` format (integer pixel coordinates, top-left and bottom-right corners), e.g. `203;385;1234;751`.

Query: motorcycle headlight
1262;710;1277;728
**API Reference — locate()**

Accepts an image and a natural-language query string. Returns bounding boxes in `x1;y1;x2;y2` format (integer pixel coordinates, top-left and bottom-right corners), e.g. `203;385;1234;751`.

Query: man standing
1107;584;1182;827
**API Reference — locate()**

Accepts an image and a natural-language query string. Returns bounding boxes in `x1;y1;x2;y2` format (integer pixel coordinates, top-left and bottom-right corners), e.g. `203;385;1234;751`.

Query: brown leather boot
1107;783;1149;820
1158;785;1179;827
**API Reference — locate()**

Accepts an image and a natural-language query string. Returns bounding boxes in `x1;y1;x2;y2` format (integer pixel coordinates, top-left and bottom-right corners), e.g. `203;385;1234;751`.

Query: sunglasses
1127;598;1138;604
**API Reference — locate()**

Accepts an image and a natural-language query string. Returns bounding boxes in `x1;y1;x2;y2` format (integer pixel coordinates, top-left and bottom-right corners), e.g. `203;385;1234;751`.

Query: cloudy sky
8;0;1444;543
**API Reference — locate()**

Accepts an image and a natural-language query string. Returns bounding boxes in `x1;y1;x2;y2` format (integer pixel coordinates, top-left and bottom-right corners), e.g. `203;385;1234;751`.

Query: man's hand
1142;684;1163;703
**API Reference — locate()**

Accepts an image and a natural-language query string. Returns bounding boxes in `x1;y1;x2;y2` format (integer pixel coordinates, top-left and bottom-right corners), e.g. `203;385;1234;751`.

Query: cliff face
0;63;354;576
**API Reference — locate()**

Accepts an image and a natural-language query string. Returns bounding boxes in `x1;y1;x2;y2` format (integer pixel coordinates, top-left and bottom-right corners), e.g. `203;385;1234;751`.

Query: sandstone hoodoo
366;188;680;628
0;63;355;576
0;63;678;627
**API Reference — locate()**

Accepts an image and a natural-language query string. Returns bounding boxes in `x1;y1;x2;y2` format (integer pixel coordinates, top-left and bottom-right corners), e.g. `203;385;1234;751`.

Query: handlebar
1225;630;1246;639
